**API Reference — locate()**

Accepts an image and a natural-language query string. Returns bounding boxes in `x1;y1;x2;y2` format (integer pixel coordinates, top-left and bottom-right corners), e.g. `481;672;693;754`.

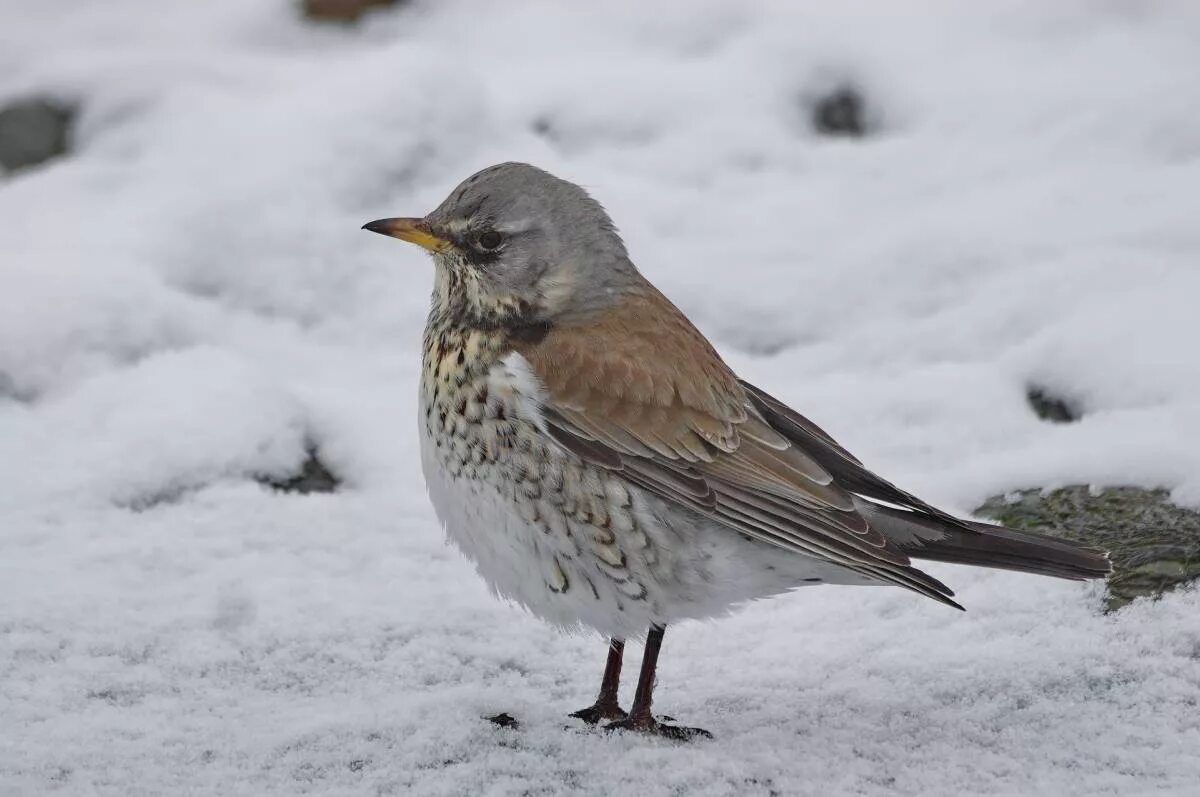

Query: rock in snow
811;86;868;138
978;486;1200;612
0;97;74;172
258;447;342;495
1025;385;1081;424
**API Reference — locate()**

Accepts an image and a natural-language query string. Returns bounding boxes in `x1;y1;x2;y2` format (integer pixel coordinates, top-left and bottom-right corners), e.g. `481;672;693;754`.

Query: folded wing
515;285;972;609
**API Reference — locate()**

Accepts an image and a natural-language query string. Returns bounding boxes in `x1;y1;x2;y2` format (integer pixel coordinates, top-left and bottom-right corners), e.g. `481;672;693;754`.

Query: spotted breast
417;316;668;636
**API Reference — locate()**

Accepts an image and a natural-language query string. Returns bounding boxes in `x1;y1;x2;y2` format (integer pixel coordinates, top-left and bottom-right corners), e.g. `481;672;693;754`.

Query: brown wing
514;285;962;608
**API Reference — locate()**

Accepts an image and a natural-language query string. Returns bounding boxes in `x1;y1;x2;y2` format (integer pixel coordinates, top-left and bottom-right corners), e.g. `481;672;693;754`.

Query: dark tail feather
909;521;1111;580
859;500;1111;581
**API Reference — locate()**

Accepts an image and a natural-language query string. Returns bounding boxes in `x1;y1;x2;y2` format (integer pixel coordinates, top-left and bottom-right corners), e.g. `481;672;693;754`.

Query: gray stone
976;485;1200;611
259;448;341;494
1026;385;1080;423
0;97;74;172
812;87;866;138
0;370;37;404
485;712;519;729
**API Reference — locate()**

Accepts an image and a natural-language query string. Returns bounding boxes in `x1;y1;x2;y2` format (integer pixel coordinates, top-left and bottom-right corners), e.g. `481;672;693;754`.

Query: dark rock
0;97;74;172
300;0;401;22
118;449;341;510
259;448;341;494
486;712;520;729
811;87;866;138
1026;386;1080;423
0;370;37;404
531;117;556;140
976;485;1200;611
120;484;196;512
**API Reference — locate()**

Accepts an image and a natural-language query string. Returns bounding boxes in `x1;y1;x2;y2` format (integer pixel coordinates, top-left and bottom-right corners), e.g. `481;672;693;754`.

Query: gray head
363;162;640;328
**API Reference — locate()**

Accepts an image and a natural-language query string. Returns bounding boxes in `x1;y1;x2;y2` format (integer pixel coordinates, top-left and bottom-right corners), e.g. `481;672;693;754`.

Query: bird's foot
604;713;712;741
569;700;627;725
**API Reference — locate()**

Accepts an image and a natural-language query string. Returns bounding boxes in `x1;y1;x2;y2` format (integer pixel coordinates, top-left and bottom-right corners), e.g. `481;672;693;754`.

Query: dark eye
476;230;503;250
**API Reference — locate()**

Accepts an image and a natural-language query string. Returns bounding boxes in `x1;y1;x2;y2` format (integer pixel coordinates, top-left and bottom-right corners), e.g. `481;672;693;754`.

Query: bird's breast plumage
416;314;857;636
418;317;670;634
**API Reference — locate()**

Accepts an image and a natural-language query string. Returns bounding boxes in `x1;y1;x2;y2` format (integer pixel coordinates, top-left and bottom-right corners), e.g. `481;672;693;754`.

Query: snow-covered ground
3;1;1200;794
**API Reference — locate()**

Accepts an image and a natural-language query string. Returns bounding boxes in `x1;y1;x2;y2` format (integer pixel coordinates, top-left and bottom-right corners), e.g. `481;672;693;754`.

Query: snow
3;1;1200;794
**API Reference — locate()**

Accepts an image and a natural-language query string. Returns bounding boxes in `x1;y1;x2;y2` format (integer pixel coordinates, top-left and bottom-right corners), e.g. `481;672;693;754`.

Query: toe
659;723;713;741
570;703;628;724
604;716;712;741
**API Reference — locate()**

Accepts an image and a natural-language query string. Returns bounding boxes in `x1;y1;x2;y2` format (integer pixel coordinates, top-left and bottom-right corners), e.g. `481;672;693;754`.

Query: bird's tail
857;499;1111;581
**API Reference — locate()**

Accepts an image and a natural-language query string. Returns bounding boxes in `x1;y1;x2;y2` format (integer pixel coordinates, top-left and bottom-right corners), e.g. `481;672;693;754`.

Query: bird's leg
569;638;628;723
605;624;712;740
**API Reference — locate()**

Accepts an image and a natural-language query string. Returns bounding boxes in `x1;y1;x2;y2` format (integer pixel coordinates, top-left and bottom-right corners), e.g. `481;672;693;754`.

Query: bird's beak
361;217;452;253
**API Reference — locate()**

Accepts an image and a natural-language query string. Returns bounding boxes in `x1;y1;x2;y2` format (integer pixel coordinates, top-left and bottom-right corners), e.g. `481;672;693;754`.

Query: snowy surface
3;1;1200;794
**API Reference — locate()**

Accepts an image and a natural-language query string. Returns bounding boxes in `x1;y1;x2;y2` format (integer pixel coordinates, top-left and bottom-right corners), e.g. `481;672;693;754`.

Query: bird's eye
476;230;504;250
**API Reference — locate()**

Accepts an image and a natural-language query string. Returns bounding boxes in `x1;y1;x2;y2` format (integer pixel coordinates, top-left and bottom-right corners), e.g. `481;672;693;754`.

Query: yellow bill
361;217;452;253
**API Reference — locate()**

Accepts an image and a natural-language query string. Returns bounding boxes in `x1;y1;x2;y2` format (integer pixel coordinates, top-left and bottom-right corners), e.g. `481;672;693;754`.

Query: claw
605;715;712;741
569;702;628;725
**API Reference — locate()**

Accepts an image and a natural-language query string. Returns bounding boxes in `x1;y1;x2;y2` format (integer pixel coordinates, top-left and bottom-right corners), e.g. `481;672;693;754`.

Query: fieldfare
364;162;1109;740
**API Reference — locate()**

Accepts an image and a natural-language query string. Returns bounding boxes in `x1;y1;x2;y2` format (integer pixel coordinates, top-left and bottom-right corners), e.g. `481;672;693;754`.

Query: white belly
419;423;868;639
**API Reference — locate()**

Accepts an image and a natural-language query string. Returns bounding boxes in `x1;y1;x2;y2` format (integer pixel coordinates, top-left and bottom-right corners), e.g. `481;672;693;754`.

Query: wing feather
513;284;959;606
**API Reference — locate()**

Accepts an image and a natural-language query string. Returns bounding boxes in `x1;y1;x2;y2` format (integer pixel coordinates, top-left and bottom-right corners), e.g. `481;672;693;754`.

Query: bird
363;162;1110;740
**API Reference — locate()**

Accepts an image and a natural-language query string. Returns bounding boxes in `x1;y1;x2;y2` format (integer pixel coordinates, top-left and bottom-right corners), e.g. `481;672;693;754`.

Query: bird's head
363;162;639;330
